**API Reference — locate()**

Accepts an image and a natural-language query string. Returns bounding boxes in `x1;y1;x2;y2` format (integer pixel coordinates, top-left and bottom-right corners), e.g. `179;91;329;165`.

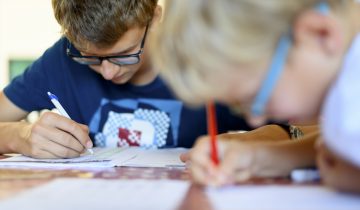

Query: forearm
0;92;28;122
0;122;30;154
221;124;320;142
297;124;319;134
221;124;291;142
254;132;318;177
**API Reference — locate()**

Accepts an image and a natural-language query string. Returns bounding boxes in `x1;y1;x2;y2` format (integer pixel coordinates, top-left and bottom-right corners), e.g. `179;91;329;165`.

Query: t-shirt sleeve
3;41;63;112
216;105;252;133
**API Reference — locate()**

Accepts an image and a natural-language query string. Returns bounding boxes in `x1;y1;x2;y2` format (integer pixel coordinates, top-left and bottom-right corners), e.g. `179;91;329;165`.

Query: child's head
53;0;161;85
152;0;357;125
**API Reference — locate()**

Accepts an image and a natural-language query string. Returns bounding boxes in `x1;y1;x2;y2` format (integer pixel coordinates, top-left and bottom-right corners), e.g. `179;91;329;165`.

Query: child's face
214;33;342;127
206;6;351;127
81;26;150;85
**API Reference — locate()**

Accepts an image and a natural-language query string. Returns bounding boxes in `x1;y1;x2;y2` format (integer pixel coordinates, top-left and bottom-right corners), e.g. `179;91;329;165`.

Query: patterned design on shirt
91;99;181;148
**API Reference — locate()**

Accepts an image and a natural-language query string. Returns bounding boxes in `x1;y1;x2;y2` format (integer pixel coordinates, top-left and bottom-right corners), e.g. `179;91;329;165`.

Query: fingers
180;152;192;169
190;137;214;171
28;148;59;159
180;152;190;163
190;161;214;185
190;137;210;164
189;136;218;185
78;123;90;133
188;136;256;186
24;112;93;159
31;135;81;158
218;142;254;185
32;123;85;153
39;112;93;150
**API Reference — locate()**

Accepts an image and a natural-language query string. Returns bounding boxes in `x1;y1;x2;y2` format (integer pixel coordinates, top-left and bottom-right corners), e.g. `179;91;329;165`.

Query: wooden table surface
0;166;299;210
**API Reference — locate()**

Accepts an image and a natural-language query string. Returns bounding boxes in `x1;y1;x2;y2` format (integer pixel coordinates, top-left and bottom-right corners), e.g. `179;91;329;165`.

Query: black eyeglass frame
66;25;149;66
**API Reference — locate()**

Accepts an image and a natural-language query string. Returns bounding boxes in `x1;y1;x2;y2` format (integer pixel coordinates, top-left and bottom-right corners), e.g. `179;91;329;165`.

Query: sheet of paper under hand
0;148;134;168
0;178;190;210
0;147;187;169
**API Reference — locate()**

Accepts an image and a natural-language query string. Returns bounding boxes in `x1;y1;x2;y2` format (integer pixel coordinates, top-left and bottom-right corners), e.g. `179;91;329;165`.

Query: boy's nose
100;60;119;80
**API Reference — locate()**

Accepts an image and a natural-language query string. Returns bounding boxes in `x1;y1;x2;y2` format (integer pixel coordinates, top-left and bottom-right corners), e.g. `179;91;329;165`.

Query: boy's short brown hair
52;0;158;50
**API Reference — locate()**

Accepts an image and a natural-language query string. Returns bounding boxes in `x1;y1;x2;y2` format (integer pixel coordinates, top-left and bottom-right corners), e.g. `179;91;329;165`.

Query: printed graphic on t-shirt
89;98;182;148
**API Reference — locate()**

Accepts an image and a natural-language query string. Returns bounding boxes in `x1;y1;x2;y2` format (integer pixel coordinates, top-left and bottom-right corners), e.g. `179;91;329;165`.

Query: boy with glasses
0;0;252;158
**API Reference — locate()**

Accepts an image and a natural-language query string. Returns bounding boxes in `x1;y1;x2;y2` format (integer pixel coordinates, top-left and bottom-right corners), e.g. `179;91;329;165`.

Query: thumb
180;152;190;163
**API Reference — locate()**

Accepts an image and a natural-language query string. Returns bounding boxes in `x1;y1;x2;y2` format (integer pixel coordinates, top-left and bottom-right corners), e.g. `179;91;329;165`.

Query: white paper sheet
207;185;360;210
0;178;190;210
119;147;187;168
0;147;187;168
0;147;130;168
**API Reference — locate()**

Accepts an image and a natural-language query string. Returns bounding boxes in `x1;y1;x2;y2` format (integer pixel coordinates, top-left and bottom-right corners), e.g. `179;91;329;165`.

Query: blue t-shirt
4;37;251;148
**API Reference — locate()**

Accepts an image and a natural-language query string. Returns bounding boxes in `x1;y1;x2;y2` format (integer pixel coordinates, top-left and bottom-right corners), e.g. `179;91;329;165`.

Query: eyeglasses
67;25;149;66
250;35;291;116
226;34;291;118
250;2;330;117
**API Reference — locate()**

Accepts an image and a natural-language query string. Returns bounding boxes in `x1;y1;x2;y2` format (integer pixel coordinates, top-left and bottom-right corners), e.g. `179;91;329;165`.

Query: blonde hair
151;0;344;106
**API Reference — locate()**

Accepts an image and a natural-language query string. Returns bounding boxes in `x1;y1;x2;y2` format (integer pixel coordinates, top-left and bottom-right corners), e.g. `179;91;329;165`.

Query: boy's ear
150;5;163;30
293;9;344;56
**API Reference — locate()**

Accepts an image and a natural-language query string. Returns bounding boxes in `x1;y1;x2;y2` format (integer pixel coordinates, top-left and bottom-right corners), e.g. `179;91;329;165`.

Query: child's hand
180;152;190;163
188;136;256;186
188;133;302;186
180;130;269;164
16;112;92;159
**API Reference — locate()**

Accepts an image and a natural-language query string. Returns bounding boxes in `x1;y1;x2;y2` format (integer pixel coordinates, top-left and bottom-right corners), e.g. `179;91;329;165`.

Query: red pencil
206;102;219;165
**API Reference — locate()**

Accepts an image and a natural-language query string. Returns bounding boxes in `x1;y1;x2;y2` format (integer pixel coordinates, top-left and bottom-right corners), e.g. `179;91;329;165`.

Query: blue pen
47;92;94;155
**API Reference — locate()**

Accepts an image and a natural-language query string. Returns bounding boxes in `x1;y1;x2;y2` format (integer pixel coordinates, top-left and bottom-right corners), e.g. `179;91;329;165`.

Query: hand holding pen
16;92;93;159
47;92;94;155
188;103;256;186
